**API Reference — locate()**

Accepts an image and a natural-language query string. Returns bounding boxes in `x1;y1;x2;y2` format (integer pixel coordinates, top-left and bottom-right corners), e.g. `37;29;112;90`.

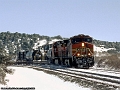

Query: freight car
46;34;94;68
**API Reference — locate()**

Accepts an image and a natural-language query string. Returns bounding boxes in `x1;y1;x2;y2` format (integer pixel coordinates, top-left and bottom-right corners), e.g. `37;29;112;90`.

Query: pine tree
0;47;14;85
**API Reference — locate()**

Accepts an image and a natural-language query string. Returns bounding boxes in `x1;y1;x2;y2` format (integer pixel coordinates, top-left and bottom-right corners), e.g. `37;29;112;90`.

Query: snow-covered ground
0;66;90;90
94;45;116;53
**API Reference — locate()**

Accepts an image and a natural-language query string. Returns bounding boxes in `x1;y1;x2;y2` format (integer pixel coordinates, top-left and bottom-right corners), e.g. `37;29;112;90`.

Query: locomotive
46;34;94;68
16;49;42;64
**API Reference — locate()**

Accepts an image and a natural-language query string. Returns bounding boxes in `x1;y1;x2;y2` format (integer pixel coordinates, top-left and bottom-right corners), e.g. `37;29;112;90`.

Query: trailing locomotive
46;34;94;68
16;49;42;64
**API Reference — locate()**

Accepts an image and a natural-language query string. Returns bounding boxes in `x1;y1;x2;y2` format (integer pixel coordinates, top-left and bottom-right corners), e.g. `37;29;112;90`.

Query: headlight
88;53;91;56
77;53;80;56
82;43;84;47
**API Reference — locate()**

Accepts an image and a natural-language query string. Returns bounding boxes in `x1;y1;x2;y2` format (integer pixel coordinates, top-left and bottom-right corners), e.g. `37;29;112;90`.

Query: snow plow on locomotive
46;34;94;68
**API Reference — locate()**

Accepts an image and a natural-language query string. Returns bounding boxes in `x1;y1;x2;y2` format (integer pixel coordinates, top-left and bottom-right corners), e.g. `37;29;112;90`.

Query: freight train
45;34;94;68
16;34;94;68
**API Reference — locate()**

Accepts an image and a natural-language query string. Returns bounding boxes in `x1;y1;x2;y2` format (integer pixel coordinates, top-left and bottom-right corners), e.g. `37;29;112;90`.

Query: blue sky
0;0;120;42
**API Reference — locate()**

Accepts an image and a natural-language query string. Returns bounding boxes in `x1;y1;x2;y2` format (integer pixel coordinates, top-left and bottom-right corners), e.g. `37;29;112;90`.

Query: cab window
84;38;92;43
71;38;82;44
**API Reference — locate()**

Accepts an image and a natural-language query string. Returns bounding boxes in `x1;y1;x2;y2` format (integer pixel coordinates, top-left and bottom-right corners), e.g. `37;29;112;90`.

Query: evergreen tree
0;47;14;85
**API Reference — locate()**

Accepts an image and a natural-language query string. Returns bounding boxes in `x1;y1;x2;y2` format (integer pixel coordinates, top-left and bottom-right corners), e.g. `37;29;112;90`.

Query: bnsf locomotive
46;34;94;68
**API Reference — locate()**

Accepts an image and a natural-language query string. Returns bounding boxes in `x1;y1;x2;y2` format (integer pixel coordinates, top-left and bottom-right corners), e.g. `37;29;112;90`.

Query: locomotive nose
82;43;85;47
86;42;93;48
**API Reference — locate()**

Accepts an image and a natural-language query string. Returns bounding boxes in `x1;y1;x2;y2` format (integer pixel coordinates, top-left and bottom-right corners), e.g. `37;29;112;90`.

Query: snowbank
94;45;116;53
0;67;90;90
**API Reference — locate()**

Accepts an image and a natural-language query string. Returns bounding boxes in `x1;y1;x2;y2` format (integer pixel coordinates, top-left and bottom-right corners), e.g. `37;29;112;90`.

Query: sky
0;0;120;42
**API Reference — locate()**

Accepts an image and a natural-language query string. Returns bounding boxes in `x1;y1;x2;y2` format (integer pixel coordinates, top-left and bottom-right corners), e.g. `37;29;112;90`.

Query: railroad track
22;64;120;88
12;65;120;88
57;68;120;86
89;67;120;74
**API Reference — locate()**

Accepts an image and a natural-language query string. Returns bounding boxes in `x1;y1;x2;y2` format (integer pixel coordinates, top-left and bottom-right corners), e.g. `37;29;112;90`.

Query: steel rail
14;64;120;87
30;65;120;87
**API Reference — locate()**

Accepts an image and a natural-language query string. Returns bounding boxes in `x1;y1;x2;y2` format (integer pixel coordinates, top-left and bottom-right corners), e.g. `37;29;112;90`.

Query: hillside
0;31;120;55
0;31;65;55
0;31;120;70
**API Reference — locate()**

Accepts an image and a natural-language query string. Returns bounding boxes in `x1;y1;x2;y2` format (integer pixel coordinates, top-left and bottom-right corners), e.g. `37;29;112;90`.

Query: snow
4;46;9;54
33;39;61;50
0;67;90;90
94;45;116;53
66;67;120;87
33;39;47;49
94;45;116;57
38;39;47;46
70;67;120;78
35;64;120;88
49;39;61;44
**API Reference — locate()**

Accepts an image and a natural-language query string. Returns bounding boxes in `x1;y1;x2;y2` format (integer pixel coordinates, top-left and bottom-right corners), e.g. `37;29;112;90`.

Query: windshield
71;38;92;44
71;38;82;44
84;38;92;43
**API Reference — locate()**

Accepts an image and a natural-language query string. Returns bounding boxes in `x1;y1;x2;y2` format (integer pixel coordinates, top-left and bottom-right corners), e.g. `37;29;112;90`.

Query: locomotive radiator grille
72;48;93;57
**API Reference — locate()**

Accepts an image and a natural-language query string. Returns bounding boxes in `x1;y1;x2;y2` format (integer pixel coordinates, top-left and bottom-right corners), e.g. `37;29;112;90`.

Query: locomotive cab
70;34;94;68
